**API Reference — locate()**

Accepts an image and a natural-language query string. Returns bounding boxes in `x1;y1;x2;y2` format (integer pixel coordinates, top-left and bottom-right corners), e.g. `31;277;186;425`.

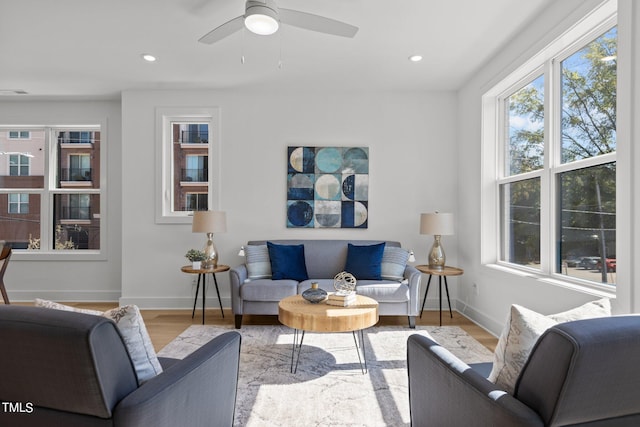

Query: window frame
481;2;617;294
155;107;220;224
0;123;106;260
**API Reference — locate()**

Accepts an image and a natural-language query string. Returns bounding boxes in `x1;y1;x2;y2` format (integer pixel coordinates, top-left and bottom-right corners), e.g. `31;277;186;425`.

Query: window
0;126;103;252
156;107;220;223
8;193;29;214
483;4;617;289
9;154;30;176
8;131;29;139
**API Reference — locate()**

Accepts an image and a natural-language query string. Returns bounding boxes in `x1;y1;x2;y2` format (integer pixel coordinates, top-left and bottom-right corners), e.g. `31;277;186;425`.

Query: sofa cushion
241;279;298;301
35;299;163;384
355;280;410;302
380;246;410;281
488;298;611;394
245;244;272;280
345;242;385;280
267;242;309;281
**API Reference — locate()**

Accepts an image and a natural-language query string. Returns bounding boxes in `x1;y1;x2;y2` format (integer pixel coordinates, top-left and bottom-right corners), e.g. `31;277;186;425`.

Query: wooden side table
278;294;379;374
415;265;464;326
180;264;230;324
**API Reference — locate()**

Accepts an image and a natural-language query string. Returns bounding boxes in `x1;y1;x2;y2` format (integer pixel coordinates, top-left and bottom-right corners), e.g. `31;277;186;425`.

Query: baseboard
118;296;231;310
6;290;121;303
454;299;503;336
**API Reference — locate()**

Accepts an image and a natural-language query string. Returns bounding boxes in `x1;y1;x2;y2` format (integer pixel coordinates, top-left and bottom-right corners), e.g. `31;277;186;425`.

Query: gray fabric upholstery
407;316;640;427
230;239;421;328
0;305;241;427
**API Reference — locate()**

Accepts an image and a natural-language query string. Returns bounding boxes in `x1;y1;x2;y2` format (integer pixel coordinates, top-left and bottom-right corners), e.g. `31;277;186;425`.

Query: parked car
564;256;582;267
597;258;616;272
579;256;600;270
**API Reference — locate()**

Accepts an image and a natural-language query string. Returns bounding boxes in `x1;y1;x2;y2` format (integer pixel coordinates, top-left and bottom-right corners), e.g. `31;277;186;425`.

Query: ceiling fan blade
198;15;245;44
279;9;358;38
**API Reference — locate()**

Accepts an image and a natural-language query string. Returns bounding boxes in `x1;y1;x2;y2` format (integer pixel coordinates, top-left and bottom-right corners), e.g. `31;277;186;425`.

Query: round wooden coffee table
278;294;379;373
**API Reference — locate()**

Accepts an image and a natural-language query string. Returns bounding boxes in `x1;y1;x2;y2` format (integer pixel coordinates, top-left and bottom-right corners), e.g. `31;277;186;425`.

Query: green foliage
185;249;207;262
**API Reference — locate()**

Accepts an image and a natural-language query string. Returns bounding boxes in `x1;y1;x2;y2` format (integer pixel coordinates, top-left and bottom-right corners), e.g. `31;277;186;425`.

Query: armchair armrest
114;331;241;427
407;334;543;427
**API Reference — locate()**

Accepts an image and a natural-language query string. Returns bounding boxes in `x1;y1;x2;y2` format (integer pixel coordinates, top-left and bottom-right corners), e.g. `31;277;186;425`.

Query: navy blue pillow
267;242;309;281
344;242;386;280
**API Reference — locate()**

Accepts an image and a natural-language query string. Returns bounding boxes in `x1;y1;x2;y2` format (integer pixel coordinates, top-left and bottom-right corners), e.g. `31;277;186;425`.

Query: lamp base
203;232;219;269
428;235;446;270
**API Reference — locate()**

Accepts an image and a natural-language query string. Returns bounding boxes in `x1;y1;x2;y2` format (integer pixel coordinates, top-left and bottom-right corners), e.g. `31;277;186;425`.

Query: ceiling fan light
245;4;279;35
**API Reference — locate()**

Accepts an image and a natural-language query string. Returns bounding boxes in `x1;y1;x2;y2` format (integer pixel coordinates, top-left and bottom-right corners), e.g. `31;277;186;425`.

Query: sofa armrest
114;332;241;427
230;265;248;315
407;334;543;427
404;264;422;316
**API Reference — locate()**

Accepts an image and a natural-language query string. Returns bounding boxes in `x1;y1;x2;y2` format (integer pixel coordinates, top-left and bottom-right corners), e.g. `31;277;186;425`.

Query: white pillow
488;298;611;394
34;299;162;384
380;246;409;282
245;244;272;280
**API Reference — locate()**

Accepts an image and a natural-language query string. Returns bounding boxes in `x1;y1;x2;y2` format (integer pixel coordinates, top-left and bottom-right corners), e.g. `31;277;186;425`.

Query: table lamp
192;211;227;268
420;212;454;270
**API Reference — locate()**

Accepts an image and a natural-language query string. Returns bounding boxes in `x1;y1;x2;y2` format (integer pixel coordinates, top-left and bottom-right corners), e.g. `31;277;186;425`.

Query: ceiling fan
198;0;358;45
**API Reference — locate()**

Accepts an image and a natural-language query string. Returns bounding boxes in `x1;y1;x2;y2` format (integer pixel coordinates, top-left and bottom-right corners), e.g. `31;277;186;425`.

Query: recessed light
141;54;157;62
408;55;423;62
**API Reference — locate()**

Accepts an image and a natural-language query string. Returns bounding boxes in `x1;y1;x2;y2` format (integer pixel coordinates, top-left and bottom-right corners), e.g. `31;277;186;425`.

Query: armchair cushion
345;242;385;280
488;298;611;393
267;242;309;281
35;299;163;384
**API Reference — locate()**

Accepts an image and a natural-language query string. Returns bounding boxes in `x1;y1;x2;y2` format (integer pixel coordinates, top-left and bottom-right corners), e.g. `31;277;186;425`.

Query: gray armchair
0;305;241;427
407;316;640;426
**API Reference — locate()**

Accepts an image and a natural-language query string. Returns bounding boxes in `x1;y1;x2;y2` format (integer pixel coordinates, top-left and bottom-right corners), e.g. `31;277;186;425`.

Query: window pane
561;27;617;163
558;163;615;285
172;122;209;212
53;193;100;250
57;130;99;187
500;178;541;267
1;129;44;189
2;193;40;249
506;75;544;176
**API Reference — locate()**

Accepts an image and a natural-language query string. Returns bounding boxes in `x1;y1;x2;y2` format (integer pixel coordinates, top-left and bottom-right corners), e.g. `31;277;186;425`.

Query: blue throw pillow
267;242;309;281
344;242;386;280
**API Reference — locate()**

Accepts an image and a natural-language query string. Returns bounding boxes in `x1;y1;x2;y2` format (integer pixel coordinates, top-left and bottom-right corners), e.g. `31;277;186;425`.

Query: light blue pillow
245;245;272;280
344;242;386;280
267;242;309;281
381;246;409;281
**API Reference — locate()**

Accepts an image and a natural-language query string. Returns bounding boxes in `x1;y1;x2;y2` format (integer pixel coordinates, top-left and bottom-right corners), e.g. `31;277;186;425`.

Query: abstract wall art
287;146;369;228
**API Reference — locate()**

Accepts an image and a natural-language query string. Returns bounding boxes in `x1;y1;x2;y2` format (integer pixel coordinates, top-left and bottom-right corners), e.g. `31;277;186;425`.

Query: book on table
326;291;356;306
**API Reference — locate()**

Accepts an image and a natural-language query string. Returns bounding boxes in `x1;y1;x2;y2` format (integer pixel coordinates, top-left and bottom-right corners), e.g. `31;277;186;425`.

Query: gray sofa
0;305;241;427
407;315;640;426
230;239;421;329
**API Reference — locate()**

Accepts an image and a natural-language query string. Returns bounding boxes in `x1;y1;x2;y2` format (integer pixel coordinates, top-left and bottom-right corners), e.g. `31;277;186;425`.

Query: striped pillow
245;245;272;280
380;246;410;281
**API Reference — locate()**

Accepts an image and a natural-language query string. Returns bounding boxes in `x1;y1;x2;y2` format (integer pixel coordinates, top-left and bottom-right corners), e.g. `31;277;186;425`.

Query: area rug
158;325;493;427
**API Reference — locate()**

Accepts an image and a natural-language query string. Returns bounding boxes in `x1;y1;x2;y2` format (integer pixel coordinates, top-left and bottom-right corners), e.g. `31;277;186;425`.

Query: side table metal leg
420;274;433;318
444;276;453;319
438;275;443;326
192;274;201;319
202;273;206;325
211;273;225;318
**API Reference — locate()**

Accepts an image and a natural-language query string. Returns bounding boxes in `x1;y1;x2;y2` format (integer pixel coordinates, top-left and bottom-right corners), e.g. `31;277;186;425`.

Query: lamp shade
420;212;454;236
192;211;227;233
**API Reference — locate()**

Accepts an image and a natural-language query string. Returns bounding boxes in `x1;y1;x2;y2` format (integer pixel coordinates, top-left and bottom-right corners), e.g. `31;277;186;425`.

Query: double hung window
485;5;617;289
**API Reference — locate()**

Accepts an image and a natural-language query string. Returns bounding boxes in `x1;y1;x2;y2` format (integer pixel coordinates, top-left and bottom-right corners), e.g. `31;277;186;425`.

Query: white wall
456;0;639;335
0;100;122;301
119;89;459;308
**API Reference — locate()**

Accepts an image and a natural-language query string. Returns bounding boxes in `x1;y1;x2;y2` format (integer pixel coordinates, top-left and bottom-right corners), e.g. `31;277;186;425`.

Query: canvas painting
287;146;369;228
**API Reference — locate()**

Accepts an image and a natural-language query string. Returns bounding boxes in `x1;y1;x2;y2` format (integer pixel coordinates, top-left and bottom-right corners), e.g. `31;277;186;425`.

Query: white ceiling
0;0;554;99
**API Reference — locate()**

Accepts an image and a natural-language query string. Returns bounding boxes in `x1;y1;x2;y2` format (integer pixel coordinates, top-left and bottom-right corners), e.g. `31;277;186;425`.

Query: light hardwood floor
43;302;498;353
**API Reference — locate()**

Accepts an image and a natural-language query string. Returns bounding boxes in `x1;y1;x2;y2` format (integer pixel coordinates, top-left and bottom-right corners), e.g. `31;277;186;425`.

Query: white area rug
158;325;493;427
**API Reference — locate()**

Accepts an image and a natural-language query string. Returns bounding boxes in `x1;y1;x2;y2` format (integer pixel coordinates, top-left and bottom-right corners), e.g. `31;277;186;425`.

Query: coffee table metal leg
291;329;306;374
352;329;368;374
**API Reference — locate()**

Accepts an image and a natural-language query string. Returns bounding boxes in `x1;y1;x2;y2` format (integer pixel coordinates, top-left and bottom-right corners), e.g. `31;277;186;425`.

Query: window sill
483;263;616;300
11;250;106;261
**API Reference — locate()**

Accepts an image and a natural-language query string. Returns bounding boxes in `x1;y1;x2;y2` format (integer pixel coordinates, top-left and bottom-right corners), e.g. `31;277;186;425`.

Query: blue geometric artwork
287;146;369;228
